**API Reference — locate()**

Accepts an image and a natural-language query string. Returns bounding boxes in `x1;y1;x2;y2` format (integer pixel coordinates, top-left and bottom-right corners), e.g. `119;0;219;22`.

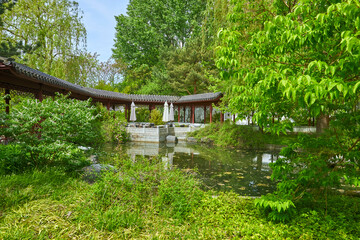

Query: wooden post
5;89;10;114
232;114;235;123
220;112;224;123
125;104;128;121
178;105;181;122
183;106;186;123
209;105;213;123
149;104;155;119
127;104;130;122
204;106;206;124
106;101;110;111
191;105;195;123
36;85;43;102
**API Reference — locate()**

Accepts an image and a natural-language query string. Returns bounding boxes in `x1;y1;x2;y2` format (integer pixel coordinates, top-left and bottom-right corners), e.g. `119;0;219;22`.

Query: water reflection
109;142;280;196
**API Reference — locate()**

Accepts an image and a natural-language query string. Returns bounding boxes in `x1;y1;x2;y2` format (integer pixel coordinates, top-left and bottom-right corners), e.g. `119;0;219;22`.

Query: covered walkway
0;57;224;123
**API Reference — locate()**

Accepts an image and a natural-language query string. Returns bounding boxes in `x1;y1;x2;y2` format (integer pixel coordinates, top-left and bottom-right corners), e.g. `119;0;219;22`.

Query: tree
112;0;207;93
0;0;87;83
0;0;35;57
113;0;206;69
217;0;360;220
164;39;216;95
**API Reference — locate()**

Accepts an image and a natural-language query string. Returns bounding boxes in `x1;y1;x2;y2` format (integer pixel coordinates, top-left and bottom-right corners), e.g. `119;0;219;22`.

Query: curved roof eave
2;58;222;104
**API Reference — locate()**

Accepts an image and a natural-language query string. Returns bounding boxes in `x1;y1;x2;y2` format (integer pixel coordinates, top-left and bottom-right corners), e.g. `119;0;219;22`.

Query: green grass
188;122;298;149
1;155;359;239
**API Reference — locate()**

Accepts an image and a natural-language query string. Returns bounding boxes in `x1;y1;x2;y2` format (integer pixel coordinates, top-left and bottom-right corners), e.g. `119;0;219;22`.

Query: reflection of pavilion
126;142;279;171
126;142;200;167
127;142;199;157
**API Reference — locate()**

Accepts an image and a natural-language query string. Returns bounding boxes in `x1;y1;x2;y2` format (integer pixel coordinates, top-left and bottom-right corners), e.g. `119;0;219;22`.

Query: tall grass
1;154;359;239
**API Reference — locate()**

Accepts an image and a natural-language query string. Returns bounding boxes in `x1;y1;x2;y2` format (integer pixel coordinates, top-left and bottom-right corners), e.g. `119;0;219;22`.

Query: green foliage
0;0;95;85
156;168;204;221
113;0;206;68
161;39;216;95
188;122;294;149
135;107;150;122
216;0;360;221
0;94;101;173
149;109;164;125
0;157;359;238
0;144;28;175
112;0;211;94
99;107;129;144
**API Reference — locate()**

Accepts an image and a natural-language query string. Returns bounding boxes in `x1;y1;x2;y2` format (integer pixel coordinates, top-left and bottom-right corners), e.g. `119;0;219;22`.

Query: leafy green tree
217;0;360;220
0;0;88;83
113;0;207;93
113;0;206;69
163;40;216;95
0;0;35;57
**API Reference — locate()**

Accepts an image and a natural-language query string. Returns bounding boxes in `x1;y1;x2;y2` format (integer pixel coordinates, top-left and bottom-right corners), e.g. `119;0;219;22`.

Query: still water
103;142;280;196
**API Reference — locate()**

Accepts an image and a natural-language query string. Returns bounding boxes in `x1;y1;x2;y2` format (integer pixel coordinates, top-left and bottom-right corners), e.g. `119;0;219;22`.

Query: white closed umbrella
162;101;169;122
169;103;174;122
130;102;136;122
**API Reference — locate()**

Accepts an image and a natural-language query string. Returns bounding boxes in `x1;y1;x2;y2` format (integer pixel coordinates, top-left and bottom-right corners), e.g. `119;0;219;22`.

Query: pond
102;142;280;196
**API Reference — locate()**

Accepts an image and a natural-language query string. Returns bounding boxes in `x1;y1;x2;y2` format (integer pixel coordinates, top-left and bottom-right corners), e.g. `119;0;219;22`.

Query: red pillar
5;89;10;114
191;105;195;123
232;114;235;122
220;112;224;123
178;105;181;122
210;105;213;123
204;106;206;124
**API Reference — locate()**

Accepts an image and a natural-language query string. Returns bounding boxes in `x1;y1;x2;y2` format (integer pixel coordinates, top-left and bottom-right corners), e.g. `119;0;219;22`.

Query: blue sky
76;0;129;62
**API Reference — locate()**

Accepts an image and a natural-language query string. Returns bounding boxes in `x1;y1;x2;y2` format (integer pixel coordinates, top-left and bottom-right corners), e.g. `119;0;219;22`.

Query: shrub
188;122;267;149
99;106;129;144
257;111;360;221
149;109;164;125
0;94;101;173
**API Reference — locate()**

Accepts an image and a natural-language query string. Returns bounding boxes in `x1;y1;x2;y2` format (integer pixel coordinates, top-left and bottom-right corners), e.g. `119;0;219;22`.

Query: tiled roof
177;92;223;103
1;58;222;104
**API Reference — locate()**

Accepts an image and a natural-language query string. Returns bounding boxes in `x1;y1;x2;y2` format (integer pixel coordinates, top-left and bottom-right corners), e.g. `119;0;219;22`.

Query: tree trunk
316;114;330;133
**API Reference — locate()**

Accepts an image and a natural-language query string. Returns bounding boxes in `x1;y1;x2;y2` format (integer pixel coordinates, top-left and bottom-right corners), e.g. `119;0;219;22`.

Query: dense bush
135;107;150;122
98;105;129;144
149;108;164;125
0;94;102;173
188;122;266;149
256;111;360;221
